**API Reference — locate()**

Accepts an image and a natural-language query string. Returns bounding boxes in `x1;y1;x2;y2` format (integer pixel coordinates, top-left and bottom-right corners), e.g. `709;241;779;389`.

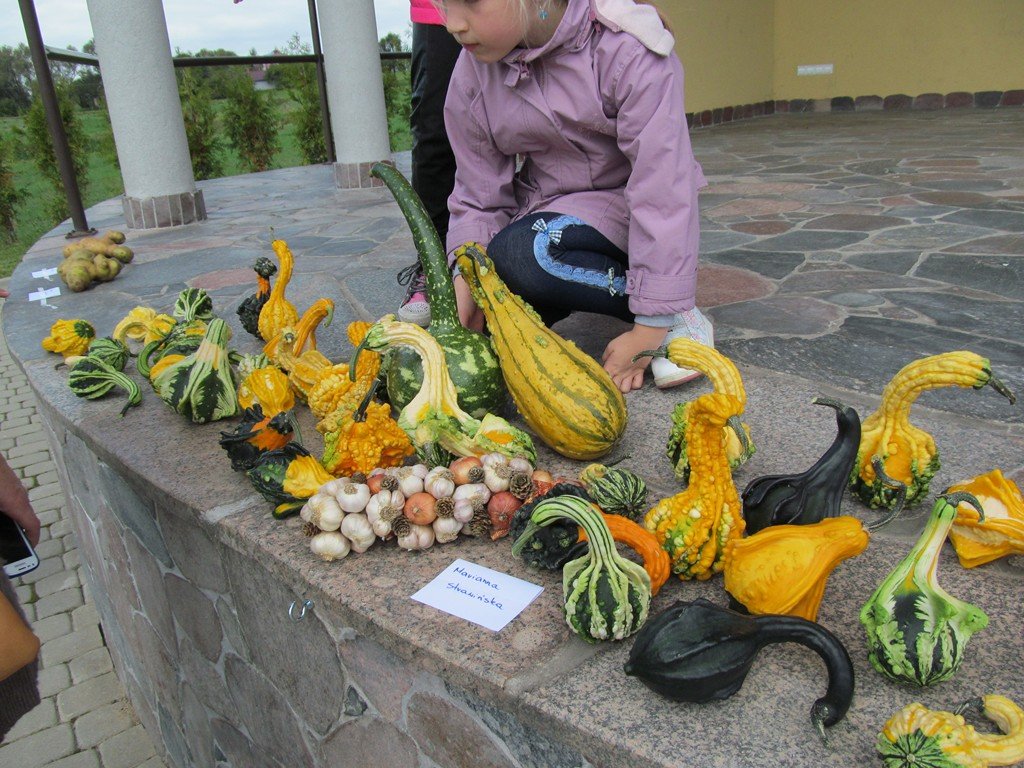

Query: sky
1;0;411;55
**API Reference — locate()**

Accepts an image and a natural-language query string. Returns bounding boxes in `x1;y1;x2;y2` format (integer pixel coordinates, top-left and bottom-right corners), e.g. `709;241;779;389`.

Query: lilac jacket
444;0;706;317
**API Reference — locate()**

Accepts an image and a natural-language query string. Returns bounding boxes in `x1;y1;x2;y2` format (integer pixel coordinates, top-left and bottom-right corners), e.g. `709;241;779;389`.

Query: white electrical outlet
797;64;834;76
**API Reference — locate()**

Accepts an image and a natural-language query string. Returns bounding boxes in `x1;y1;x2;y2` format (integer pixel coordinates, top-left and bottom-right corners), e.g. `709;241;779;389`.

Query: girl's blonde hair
436;0;672;36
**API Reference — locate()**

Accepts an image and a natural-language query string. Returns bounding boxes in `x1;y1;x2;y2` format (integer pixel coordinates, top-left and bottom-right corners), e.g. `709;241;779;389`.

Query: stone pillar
86;0;205;228
318;0;392;189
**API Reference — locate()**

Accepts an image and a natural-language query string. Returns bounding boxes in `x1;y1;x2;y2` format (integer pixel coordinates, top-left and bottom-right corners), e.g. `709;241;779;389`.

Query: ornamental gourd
579;513;671;596
853;351;1016;509
510;482;592;570
318;380;414;476
237;257;277;338
636;338;754;482
860;492;990;686
113;307;175;346
42;318;95;360
218;404;297;471
742;397;861;535
878;695;1024;768
519;494;650;642
945;469;1024;569
306;321;381;420
150;318;239;424
625;598;854;738
246;442;335;518
578;463;648;522
351;315;535;463
370;163;505;418
644;392;748;580
455;242;627;460
67;355;142;416
257;239;299;343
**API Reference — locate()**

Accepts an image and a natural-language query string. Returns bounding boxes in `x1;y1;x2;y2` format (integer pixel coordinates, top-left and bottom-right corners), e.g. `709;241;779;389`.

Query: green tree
0;44;32;116
179;70;224;180
379;32;411;151
268;34;326;164
22;82;90;221
0;133;24;242
174;48;244;99
222;74;278;172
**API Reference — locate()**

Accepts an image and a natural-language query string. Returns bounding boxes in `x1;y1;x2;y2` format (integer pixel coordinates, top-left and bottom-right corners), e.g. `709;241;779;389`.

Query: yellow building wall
660;1;774;113
658;0;1024;109
773;0;1024;100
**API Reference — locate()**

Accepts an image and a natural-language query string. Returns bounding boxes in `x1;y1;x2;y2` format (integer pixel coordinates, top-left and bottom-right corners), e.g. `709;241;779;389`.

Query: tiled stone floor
1;107;1022;767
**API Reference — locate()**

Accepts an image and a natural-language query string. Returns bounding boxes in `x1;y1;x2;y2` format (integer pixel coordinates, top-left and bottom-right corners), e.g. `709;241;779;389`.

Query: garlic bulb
508;456;534;474
340;513;375;554
482;457;513;493
335;481;371;513
365;489;405;538
453;482;491;507
452;498;475;524
300;493;344;532
392;465;427;497
397;523;435;551
310;531;350;561
432;516;463;544
424;466;456;499
318;478;348;497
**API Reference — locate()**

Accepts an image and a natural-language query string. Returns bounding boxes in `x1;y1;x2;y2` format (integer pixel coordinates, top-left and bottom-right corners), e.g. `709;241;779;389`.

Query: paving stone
802;213;906;230
56;672;124;721
38;751;102;768
33;568;80;599
32;611;73;644
73;701;136;748
0;723;75;768
19;553;65;585
69;646;115;684
41;625;104;668
844;251;920;275
33;587;85;620
702;249;804;279
916;252;1024;300
71;602;100;630
97;725;157;768
3;697;57;741
37;663;71;698
740;229;869;251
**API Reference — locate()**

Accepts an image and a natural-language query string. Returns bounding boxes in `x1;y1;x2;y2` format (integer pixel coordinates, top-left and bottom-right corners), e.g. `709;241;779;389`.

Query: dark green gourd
742;397;861;535
370;163;505;418
510;483;592;569
625;598;855;737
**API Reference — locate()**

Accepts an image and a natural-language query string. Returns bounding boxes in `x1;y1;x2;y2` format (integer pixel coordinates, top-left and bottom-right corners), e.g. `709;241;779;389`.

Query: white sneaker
651;308;715;389
396;262;431;327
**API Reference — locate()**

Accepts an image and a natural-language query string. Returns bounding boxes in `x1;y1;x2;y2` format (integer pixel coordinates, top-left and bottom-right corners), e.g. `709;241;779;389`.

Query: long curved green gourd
370;163;506;418
860;492;989;687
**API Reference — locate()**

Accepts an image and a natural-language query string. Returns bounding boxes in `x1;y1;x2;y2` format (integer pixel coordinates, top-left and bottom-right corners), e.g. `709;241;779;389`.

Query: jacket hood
500;0;595;69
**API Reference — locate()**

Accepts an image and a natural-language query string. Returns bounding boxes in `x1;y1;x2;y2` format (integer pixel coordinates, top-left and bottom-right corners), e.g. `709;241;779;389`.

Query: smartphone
1;514;40;578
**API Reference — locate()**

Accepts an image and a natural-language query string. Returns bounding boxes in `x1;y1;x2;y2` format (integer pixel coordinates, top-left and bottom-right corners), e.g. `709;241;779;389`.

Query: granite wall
36;411;592;768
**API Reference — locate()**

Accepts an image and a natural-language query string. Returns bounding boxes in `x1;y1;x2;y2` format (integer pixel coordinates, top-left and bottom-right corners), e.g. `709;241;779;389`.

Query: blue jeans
487;212;633;327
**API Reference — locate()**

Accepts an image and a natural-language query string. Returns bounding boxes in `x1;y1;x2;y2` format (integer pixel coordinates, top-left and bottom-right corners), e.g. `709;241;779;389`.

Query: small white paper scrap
32;267;59;281
412;558;543;632
28;286;61;307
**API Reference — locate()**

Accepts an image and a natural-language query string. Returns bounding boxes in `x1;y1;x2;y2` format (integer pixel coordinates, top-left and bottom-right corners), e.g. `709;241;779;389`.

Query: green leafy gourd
67;355;142;416
510;482;592;569
370;163;506;418
151;318;239;423
579;463;648;522
860;492;990;687
518;494;650;642
173;287;215;322
625;598;855;738
742;397;861;535
136;288;215;378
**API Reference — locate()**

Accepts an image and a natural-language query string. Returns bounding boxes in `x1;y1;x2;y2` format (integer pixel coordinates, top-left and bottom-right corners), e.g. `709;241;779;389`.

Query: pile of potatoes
58;231;135;292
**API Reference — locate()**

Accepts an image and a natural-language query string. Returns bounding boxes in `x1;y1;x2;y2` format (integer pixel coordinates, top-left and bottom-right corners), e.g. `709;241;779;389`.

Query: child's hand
601;324;668;393
453;274;485;332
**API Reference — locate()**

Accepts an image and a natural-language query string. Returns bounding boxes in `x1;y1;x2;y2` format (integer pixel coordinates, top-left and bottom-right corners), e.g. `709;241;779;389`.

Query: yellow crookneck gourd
257;239;299;343
237;362;295;416
41;318;95;360
853;351;1015;509
945;469;1024;569
638;338;754;483
265;298;334;399
306;321;381;420
644;392;748;580
454;242;626;460
113;306;176;346
878;695;1024;768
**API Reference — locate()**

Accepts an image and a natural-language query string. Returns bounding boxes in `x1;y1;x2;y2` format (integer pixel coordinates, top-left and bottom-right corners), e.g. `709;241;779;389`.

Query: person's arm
443;59;518;329
0;455;40;548
600;44;704;391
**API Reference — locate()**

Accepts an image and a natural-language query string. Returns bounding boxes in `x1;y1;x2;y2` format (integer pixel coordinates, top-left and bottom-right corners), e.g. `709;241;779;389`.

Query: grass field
0;91;411;278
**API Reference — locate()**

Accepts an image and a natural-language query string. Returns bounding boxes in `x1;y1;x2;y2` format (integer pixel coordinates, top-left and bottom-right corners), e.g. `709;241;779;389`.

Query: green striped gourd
151;318;239;423
370;163;506;418
68;356;141;416
455;242;627;460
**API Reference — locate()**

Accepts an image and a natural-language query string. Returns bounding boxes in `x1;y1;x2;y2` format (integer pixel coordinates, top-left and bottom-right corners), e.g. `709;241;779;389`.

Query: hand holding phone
1;513;39;577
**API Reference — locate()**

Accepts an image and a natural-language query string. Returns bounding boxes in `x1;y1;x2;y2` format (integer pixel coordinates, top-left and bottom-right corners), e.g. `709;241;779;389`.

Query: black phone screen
0;513;34;568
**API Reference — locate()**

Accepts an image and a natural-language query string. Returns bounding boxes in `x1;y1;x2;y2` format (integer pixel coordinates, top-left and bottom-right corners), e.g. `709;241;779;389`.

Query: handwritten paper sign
32;267;58;281
412;558;544;632
28;286;61;307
